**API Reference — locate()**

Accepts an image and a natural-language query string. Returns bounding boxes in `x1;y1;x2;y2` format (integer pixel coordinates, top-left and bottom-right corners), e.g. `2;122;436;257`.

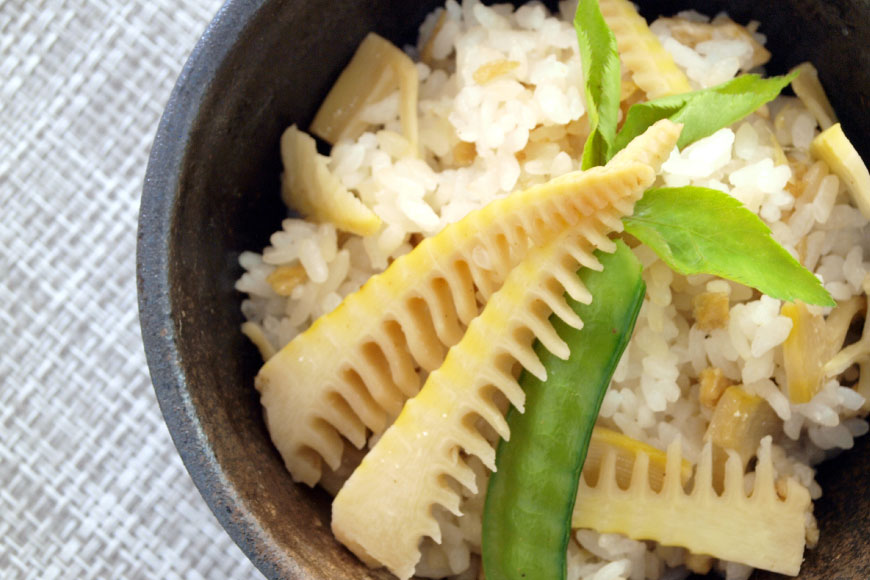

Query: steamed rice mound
235;1;870;579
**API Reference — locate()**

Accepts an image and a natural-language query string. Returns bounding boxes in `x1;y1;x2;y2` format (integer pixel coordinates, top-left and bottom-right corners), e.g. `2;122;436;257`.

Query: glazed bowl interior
138;0;870;578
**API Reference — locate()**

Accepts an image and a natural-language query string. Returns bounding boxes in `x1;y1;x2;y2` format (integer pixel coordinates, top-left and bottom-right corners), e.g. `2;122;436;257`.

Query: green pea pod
482;239;645;580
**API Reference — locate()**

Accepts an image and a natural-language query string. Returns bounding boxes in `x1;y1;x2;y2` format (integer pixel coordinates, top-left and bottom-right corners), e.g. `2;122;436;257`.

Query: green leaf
574;0;621;169
611;72;798;156
623;186;835;306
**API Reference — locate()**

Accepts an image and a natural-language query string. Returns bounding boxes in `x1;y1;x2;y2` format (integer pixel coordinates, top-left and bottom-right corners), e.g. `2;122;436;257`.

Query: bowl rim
136;1;870;579
136;1;283;578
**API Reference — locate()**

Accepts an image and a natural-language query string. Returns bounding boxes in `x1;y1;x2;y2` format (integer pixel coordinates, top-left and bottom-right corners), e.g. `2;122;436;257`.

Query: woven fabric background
0;1;261;577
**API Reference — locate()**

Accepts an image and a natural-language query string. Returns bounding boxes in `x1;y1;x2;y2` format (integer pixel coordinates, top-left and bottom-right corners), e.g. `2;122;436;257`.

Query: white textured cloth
0;1;260;577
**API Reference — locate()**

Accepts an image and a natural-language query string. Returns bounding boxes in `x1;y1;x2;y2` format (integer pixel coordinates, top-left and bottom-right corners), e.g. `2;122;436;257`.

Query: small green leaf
623;187;835;306
611;72;798;156
574;0;621;169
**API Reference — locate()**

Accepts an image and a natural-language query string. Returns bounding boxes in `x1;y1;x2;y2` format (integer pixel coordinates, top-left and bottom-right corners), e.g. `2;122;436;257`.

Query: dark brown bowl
137;1;870;578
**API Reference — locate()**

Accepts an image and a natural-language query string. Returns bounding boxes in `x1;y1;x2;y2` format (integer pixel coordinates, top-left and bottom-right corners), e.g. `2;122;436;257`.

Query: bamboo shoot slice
781;302;828;403
810;123;870;219
332;199;643;579
600;0;691;98
280;125;381;236
705;386;779;464
572;437;811;576
258;121;682;487
825;277;870;394
824;293;869;376
583;426;692;492
791;62;837;130
310;33;419;154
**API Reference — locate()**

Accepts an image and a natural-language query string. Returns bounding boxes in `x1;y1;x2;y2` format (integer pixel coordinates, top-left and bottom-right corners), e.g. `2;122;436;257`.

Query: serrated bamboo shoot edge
599;0;691;99
332;204;640;580
256;120;681;488
572;437;810;576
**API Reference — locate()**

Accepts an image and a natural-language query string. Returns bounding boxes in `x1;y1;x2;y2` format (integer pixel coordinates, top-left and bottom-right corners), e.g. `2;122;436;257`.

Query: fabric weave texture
0;1;261;577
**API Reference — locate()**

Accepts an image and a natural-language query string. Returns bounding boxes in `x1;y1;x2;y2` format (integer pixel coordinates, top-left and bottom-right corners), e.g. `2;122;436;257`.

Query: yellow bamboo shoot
600;0;691;98
310;33;418;153
810;123;870;219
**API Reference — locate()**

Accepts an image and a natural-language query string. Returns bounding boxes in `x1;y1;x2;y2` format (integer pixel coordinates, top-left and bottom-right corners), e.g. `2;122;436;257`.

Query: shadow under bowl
137;0;870;578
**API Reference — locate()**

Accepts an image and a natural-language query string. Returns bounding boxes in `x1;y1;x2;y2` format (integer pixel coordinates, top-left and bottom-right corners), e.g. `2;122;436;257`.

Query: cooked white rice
235;1;870;578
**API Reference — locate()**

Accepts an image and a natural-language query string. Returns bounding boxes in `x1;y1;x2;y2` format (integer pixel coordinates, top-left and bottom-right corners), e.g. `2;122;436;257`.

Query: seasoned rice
236;1;870;578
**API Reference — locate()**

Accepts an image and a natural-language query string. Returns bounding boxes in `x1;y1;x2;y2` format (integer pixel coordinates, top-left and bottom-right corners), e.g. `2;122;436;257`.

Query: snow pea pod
482;239;645;580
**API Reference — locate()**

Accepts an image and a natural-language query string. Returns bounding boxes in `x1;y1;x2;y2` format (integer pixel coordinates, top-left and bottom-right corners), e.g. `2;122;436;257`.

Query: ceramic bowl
138;0;870;578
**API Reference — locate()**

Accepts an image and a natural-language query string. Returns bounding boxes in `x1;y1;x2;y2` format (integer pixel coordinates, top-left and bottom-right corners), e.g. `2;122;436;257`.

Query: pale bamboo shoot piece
600;0;691;98
332;201;644;579
257;121;681;488
310;33;418;154
791;62;837;130
280;125;382;236
810;123;870;219
573;438;811;576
